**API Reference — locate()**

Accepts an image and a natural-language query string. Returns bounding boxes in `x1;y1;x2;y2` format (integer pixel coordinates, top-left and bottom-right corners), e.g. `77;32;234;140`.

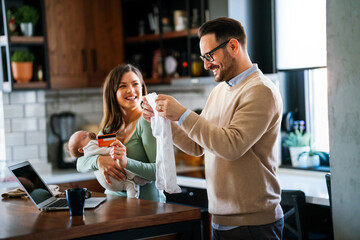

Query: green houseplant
283;120;311;167
283;120;328;168
14;5;39;36
11;50;35;83
11;50;35;62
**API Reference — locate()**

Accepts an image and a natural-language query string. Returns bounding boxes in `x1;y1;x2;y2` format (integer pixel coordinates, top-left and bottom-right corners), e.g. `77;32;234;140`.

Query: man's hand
155;94;187;121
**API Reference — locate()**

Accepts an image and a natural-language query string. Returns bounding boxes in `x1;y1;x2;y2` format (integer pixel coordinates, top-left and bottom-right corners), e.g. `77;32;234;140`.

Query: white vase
298;154;320;168
20;22;34;36
289;146;310;167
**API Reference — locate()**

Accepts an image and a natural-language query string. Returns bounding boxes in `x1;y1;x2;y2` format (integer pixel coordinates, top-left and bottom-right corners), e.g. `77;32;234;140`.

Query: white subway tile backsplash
38;118;46;131
26;131;47;145
78;114;102;126
5;132;25;146
10;92;36;104
25;104;46;117
71;102;94;114
5;147;12;160
3;104;24;118
13;145;39;160
36;91;45;103
93;102;103;112
46;103;72;116
80;88;102;95
12;118;37;132
4;119;11;133
2;93;9;105
39;145;47;158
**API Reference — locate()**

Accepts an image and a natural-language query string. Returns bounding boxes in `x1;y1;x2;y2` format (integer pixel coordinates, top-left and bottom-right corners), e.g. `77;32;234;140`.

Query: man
143;17;284;239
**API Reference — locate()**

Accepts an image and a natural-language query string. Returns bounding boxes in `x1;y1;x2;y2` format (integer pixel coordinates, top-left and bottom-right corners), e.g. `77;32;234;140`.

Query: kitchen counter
2;164;330;206
175;165;330;206
0;188;201;240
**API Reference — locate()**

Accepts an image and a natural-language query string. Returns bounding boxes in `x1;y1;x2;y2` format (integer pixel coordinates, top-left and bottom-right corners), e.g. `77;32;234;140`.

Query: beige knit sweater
172;70;284;226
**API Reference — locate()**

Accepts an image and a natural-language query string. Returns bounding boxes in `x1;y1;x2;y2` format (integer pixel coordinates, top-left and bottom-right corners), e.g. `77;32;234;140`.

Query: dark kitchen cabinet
0;0;49;92
121;0;209;85
44;0;124;89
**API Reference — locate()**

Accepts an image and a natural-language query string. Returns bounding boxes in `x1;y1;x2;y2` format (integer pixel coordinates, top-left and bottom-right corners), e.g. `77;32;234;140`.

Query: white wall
327;0;360;239
0;91;51;177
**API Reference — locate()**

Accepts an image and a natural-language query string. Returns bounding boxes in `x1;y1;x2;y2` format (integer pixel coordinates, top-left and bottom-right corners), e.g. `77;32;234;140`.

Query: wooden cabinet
121;0;209;85
0;0;49;92
45;0;124;89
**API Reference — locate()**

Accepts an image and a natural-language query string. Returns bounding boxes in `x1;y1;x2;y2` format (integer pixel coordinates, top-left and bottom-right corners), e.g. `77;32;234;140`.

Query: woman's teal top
76;116;165;202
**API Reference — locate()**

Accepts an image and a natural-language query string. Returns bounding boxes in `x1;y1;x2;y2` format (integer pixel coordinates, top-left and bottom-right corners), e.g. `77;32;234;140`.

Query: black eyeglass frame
199;39;230;62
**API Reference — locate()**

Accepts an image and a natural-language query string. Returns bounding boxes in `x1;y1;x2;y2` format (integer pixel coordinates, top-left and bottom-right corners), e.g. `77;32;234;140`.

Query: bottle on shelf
37;65;43;82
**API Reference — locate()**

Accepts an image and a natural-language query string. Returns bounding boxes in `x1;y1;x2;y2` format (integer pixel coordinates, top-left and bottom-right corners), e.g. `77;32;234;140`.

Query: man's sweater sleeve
180;85;280;161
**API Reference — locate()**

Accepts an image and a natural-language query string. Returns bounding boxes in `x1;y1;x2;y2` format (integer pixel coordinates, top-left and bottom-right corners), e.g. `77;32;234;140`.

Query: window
305;68;329;152
276;0;329;169
275;0;326;70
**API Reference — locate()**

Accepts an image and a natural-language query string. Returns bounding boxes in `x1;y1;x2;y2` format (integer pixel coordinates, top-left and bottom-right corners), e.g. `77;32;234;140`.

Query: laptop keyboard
47;199;68;208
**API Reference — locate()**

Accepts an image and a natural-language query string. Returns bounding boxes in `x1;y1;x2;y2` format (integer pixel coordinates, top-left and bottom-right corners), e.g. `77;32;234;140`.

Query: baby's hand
110;140;128;167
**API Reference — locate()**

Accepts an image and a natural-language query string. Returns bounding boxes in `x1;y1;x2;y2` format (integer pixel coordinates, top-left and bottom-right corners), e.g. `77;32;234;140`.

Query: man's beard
213;51;236;82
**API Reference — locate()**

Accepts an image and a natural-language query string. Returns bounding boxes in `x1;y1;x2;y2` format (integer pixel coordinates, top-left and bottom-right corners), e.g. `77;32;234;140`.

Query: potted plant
283;120;311;167
297;149;325;168
14;5;39;36
11;50;35;83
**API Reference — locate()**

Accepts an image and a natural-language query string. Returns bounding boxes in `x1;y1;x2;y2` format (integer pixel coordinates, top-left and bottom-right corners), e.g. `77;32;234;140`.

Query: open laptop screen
11;163;53;204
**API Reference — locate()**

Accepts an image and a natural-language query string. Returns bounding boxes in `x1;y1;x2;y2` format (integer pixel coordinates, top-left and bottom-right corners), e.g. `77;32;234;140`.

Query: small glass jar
37;66;43;82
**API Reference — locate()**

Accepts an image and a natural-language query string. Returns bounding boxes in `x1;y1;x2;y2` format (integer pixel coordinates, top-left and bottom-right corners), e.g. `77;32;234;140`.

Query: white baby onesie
84;140;150;198
146;93;181;194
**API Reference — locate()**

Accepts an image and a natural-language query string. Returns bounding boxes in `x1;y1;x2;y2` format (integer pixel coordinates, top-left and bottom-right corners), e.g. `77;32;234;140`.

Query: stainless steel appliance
50;112;76;168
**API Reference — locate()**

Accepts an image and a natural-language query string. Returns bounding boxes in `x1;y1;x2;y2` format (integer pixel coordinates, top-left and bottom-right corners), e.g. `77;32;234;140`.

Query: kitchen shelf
10;36;44;44
125;28;199;43
162;28;199;39
125;33;161;43
13;81;47;89
122;0;208;84
0;0;49;92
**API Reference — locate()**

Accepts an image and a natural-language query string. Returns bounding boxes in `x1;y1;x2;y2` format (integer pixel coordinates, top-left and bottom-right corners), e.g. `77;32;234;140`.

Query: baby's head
68;130;97;158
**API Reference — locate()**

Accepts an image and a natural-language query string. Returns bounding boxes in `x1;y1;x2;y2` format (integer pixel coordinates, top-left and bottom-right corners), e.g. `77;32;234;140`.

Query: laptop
8;161;106;211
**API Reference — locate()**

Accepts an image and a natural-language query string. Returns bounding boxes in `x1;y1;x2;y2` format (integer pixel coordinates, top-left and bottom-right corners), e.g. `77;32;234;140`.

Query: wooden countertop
0;189;201;240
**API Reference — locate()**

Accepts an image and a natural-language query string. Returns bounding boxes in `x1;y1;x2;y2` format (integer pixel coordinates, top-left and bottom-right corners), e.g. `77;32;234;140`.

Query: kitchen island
0;188;202;240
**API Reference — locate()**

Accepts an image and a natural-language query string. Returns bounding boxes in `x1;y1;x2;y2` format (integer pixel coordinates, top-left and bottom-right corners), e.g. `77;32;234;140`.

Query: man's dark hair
198;17;246;46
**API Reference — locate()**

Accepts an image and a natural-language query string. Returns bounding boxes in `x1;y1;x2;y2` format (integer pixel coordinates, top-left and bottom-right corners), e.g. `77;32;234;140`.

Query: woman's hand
110;140;128;168
97;155;126;184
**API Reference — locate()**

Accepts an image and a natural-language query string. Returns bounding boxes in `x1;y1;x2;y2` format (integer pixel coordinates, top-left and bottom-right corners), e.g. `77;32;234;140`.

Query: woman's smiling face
116;71;143;111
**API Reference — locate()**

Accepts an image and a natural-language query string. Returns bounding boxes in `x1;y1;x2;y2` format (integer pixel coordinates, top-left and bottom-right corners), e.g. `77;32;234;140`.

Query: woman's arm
77;153;126;183
76;154;99;172
125;117;157;181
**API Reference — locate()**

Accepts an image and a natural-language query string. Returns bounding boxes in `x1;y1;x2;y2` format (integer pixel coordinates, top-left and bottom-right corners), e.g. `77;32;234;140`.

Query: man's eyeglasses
200;39;230;62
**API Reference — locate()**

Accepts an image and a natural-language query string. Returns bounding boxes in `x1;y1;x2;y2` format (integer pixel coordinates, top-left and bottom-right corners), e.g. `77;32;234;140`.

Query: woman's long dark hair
100;64;147;134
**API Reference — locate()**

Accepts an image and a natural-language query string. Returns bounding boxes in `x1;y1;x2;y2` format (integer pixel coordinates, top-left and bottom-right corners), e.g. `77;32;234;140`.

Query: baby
68;130;150;198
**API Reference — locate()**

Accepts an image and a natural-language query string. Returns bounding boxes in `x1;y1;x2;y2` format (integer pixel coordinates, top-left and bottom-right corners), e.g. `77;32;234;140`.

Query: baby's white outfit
84;140;150;198
146;93;181;194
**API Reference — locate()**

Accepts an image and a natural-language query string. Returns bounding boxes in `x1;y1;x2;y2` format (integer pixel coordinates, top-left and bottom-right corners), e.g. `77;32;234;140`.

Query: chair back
281;190;308;240
325;173;331;206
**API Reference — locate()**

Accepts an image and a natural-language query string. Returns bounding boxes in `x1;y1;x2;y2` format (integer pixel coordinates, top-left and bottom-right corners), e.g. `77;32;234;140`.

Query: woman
77;64;165;202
